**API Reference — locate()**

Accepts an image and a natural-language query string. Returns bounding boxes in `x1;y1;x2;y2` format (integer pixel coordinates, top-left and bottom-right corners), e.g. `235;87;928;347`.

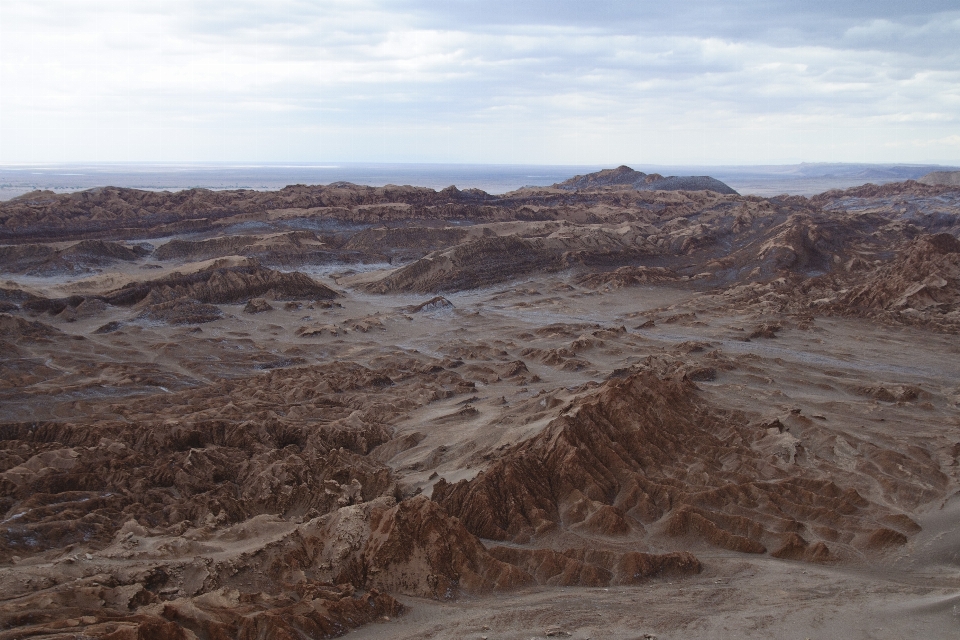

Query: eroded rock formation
1;172;958;638
434;369;933;558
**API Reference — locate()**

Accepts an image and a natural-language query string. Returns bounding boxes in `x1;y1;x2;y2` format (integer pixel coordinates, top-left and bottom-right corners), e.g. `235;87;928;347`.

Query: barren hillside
2;170;959;639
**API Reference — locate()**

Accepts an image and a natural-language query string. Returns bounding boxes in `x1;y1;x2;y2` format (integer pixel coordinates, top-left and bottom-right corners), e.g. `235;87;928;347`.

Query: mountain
554;165;739;195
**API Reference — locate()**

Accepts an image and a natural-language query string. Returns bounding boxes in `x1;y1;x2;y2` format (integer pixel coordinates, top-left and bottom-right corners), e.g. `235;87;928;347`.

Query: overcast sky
1;0;958;165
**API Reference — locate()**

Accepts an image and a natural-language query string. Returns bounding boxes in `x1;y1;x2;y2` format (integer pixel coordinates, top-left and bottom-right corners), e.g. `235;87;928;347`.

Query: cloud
0;0;957;164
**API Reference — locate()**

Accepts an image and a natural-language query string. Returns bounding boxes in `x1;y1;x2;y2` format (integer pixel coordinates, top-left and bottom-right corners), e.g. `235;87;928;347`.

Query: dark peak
554;166;738;195
554;166;647;191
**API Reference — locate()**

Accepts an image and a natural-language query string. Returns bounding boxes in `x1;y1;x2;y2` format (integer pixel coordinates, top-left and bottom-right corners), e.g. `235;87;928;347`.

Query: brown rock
105;263;338;307
434;369;916;559
243;297;274;314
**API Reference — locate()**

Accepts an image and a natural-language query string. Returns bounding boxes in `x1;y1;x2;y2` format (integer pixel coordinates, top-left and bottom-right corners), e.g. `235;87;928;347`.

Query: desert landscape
1;165;960;638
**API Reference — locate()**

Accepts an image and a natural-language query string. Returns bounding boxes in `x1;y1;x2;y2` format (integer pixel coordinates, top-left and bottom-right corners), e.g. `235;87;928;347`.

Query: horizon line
2;160;960;169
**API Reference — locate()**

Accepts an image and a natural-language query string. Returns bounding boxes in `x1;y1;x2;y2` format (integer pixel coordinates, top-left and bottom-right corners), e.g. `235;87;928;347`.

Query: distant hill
555;165;738;195
919;170;960;186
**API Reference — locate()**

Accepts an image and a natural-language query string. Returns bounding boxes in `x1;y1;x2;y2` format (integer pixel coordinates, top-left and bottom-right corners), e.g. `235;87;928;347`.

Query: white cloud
0;1;957;164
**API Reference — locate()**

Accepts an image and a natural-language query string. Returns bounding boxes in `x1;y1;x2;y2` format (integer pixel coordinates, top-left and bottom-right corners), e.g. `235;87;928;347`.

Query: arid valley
2;166;960;639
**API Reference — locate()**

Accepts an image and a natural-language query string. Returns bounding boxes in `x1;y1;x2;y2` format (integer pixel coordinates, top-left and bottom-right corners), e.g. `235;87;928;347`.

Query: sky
0;0;958;165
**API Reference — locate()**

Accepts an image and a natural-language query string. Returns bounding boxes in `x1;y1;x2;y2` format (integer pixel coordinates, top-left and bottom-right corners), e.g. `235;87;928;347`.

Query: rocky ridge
555;165;739;195
919;170;960;187
434;368;933;559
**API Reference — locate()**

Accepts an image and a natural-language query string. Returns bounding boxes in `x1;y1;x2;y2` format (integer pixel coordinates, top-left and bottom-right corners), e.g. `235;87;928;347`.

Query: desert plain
1;166;959;638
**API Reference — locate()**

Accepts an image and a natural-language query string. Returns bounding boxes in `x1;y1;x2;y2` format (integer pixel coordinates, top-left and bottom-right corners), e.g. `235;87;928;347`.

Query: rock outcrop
105;263;338;307
918;170;960;187
434;369;930;558
262;496;534;599
243;297;274;313
0;359;460;560
0;575;403;640
154;231;338;268
365;236;563;294
0;312;64;343
555;165;738;195
576;266;679;289
139;298;224;325
837;233;960;315
0;240;148;275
